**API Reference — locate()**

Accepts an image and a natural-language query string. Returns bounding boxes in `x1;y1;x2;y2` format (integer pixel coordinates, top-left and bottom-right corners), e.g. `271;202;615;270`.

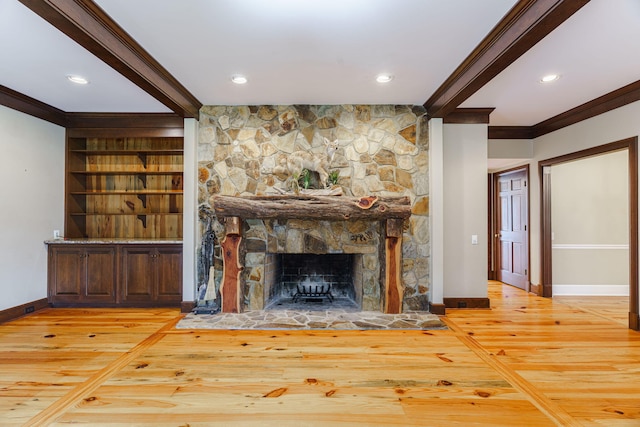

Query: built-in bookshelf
65;134;183;238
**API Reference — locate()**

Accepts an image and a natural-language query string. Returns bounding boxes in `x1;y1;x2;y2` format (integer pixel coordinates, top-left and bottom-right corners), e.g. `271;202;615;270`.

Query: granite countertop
44;238;183;245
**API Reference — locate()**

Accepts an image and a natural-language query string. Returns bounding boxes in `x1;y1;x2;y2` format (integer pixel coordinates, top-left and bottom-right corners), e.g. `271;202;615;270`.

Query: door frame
538;137;639;331
490;165;531;290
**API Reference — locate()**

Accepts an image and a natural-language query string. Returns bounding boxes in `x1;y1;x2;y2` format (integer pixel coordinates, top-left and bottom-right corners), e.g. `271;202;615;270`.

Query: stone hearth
177;310;445;330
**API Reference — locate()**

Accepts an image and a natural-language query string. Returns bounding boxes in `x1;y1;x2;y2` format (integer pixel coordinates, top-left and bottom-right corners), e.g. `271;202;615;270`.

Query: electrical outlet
53;230;60;239
24;306;35;314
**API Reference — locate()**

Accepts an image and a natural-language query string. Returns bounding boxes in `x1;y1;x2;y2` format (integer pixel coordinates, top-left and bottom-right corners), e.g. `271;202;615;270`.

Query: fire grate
292;282;334;303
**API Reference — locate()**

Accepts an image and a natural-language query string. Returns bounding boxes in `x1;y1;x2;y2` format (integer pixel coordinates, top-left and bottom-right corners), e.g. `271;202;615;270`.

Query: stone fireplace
197;105;430;313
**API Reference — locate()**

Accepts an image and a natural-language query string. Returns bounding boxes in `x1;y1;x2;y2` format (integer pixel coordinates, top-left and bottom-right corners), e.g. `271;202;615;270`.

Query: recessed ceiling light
376;74;394;83
231;75;248;84
540;74;560;83
66;75;89;85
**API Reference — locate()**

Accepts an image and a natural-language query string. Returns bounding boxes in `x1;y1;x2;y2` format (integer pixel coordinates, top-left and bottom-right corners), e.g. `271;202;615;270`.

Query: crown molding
488;126;534;139
443;108;495;124
424;0;589;118
18;0;202;118
65;112;184;129
0;85;67;127
0;86;183;130
489;79;640;139
531;79;640;138
65;112;184;137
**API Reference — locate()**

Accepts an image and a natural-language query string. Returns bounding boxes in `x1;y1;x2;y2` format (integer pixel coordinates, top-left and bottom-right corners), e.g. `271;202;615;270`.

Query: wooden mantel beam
210;195;411;221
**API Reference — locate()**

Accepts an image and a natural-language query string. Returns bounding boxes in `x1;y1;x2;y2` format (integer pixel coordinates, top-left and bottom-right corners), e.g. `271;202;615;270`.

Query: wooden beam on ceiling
424;0;590;119
0;85;67;127
18;0;202;119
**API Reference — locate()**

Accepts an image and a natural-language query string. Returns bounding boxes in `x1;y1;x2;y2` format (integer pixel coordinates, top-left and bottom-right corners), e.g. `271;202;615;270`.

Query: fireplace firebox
265;254;360;310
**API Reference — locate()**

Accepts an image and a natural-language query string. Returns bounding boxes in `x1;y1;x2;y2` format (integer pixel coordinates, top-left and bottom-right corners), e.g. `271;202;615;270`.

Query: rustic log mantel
210;195;411;221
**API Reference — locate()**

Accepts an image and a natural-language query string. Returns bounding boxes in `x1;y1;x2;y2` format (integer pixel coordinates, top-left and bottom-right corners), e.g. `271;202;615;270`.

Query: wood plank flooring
0;282;638;426
554;295;630;326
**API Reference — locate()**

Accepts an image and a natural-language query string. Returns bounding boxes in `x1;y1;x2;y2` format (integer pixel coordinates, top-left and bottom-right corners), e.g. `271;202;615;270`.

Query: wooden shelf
70;190;183;195
68;213;182;230
70;149;183;155
65;134;183;239
70;171;182;175
69;213;183;216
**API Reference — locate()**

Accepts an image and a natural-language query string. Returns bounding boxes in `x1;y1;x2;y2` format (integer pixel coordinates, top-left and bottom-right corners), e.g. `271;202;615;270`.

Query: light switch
471;234;478;245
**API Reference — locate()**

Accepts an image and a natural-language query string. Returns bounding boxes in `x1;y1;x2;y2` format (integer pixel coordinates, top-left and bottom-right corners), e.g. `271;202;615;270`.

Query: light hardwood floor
554;295;630;326
0;282;638;426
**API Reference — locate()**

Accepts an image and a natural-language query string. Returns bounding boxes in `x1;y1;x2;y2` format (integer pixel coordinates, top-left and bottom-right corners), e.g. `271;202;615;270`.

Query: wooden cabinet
121;245;182;304
65;134;183;239
52;122;185;307
48;245;117;305
47;243;182;307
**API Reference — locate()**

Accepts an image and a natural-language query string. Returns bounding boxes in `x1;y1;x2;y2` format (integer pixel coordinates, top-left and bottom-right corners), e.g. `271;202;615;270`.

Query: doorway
491;166;530;291
551;151;629;296
539;137;639;331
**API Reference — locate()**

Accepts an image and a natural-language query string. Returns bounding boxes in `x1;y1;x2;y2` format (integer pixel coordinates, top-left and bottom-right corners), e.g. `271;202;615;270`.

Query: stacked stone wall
197;105;430;311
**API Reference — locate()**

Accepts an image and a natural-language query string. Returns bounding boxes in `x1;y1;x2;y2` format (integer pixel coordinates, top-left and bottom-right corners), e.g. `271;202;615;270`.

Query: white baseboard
552;284;629;296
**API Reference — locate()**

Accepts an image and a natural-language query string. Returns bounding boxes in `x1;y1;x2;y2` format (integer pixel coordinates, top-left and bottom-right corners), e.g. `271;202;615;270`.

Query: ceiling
1;0;639;130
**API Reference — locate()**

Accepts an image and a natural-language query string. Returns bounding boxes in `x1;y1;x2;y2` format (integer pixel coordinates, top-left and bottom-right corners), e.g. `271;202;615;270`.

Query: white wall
551;151;629;295
0;106;65;310
443;123;488;298
488;138;533;159
487;139;533;172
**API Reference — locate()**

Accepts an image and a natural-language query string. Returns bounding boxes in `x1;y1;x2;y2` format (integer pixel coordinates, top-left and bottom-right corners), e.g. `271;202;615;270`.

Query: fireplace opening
264;253;361;310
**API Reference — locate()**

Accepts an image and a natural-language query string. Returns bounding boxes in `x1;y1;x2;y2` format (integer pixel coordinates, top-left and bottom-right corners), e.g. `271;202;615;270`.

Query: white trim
182;118;198;302
552;244;628;250
429;118;444;305
552;284;629;296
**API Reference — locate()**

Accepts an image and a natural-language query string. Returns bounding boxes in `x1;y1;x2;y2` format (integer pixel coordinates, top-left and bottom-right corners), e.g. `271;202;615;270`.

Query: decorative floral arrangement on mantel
290;168;341;194
274;137;343;195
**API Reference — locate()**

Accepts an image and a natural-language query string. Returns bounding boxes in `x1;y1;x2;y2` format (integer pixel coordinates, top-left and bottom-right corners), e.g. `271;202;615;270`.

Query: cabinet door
121;246;154;302
155;246;183;302
49;246;84;301
84;247;117;302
